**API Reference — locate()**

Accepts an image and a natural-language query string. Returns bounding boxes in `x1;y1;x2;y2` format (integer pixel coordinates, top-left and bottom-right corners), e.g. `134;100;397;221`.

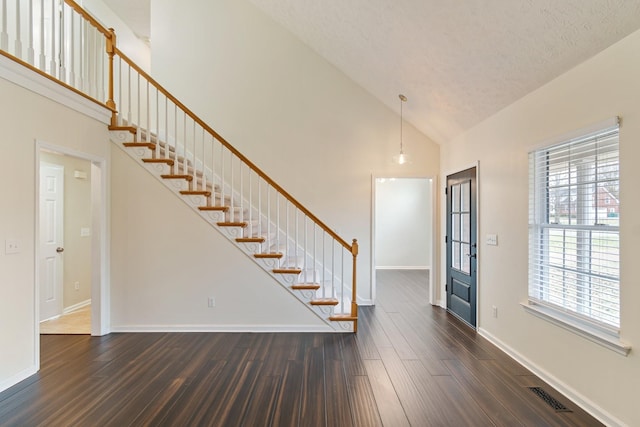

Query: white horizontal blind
529;122;620;329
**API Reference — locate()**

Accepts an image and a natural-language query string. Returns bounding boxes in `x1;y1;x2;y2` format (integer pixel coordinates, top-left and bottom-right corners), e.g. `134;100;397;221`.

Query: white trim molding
0;54;111;125
110;324;334;333
63;299;91;315
521;302;630;356
479;327;626;427
0;366;38;394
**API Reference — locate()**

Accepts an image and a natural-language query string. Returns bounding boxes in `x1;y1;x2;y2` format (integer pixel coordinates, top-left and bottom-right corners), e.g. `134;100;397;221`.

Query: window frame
525;118;629;355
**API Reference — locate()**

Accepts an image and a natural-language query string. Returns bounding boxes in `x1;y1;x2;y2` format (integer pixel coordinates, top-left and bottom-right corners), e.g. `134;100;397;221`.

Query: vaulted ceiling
103;0;640;144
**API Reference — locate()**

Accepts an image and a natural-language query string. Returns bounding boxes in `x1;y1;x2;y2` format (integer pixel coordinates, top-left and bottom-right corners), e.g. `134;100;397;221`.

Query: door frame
370;174;438;305
442;161;480;326
35;141;109;352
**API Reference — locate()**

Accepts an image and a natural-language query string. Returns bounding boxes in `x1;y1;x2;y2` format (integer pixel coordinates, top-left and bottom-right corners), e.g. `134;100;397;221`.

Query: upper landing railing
0;0;358;324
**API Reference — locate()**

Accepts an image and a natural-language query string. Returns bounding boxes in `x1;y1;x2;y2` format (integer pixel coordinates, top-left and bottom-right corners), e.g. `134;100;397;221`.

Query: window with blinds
528;121;620;331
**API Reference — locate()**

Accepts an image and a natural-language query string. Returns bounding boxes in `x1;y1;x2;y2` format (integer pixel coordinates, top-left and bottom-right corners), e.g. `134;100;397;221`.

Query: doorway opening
371;176;435;305
35;142;108;341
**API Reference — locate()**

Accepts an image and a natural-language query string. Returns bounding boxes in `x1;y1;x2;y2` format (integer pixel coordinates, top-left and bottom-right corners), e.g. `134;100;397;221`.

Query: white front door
40;163;64;322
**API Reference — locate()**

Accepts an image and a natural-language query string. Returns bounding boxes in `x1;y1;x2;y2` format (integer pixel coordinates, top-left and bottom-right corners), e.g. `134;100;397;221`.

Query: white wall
440;29;640;426
81;0;151;72
0;76;110;392
149;0;441;304
375;178;431;269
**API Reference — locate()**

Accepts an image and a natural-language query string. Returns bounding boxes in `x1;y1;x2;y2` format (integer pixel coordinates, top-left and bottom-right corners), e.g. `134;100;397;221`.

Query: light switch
80;228;91;237
486;234;498;246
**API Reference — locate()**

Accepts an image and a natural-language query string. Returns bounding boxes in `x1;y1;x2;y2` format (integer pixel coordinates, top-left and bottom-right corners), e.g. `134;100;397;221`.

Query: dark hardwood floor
0;270;603;426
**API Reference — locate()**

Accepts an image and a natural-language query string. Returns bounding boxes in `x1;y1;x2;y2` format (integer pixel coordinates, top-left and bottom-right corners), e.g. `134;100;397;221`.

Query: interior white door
40;163;64;322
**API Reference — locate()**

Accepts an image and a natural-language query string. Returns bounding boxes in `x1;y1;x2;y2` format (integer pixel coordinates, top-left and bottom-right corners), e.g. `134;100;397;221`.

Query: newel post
351;238;359;333
106;27;116;126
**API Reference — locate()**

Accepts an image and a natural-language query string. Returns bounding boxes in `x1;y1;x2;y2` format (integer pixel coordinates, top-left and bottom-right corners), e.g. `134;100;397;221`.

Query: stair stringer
110;129;354;333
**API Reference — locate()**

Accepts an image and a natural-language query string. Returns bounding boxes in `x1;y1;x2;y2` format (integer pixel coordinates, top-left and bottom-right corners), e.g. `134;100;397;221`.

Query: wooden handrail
63;0;113;39
114;47;353;251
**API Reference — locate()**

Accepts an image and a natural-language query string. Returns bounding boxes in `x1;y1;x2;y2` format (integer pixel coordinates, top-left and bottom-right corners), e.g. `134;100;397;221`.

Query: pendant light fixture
393;94;409;165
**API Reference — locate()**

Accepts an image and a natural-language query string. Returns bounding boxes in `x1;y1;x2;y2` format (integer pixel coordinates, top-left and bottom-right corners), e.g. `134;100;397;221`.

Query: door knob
56;247;64;253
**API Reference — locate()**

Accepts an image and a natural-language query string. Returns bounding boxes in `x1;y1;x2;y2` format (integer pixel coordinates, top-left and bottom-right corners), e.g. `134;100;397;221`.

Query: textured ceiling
103;0;640;144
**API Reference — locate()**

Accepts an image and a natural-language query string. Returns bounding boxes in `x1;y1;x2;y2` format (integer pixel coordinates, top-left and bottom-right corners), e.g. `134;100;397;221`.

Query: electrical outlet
5;239;20;254
492;305;498;318
74;281;80;291
207;297;215;308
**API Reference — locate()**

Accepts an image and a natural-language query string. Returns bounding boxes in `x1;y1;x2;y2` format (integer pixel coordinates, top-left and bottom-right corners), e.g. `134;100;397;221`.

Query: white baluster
285;202;289;260
201;128;206;191
136;72;140;129
27;0;33;65
248;170;252;231
239;163;243;222
182;112;187;174
14;0;22;58
266;184;271;246
229;153;234;222
322;232;326;298
77;15;83;87
68;9;74;86
303;216;307;283
257;177;262;237
59;2;66;83
155;88;159;157
98;34;104;101
145;80;150;142
219;142;224;206
49;0;55;77
331;239;335;299
127;63;131;125
1;0;8;52
276;193;280;252
117;57;122;125
341;248;345;312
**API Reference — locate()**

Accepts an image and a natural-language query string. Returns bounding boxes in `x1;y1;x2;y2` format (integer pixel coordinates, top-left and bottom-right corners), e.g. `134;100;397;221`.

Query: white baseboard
0;365;38;394
478;327;625;427
375;266;430;270
357;298;374;306
110;324;335;333
63;299;91;315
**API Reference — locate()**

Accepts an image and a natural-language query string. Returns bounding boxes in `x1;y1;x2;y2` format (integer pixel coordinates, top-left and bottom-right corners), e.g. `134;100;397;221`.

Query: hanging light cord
399;94;407;154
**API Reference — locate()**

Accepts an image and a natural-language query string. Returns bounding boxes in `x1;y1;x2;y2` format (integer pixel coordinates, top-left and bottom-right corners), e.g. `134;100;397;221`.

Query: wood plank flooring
0;270;603;426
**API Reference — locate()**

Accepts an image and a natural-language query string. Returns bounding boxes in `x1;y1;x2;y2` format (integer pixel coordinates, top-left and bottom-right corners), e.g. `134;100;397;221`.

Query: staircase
0;0;358;332
110;123;358;331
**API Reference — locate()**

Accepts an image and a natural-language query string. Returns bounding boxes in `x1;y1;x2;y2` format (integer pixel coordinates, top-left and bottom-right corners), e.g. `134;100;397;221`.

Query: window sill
521;301;631;356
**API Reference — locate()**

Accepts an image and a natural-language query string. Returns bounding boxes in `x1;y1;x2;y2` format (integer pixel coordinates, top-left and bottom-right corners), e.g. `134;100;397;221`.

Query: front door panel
446;167;477;327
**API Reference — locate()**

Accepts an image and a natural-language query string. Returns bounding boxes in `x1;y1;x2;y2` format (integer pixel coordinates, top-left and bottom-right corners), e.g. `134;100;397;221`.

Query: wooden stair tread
275;269;303;275
199;206;230;212
110;125;137;133
329;314;358;321
254;253;283;259
310;298;339;306
291;284;321;290
123;142;155;149
143;158;174;165
217;222;247;227
236;237;265;243
161;174;193;181
181;190;211;196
